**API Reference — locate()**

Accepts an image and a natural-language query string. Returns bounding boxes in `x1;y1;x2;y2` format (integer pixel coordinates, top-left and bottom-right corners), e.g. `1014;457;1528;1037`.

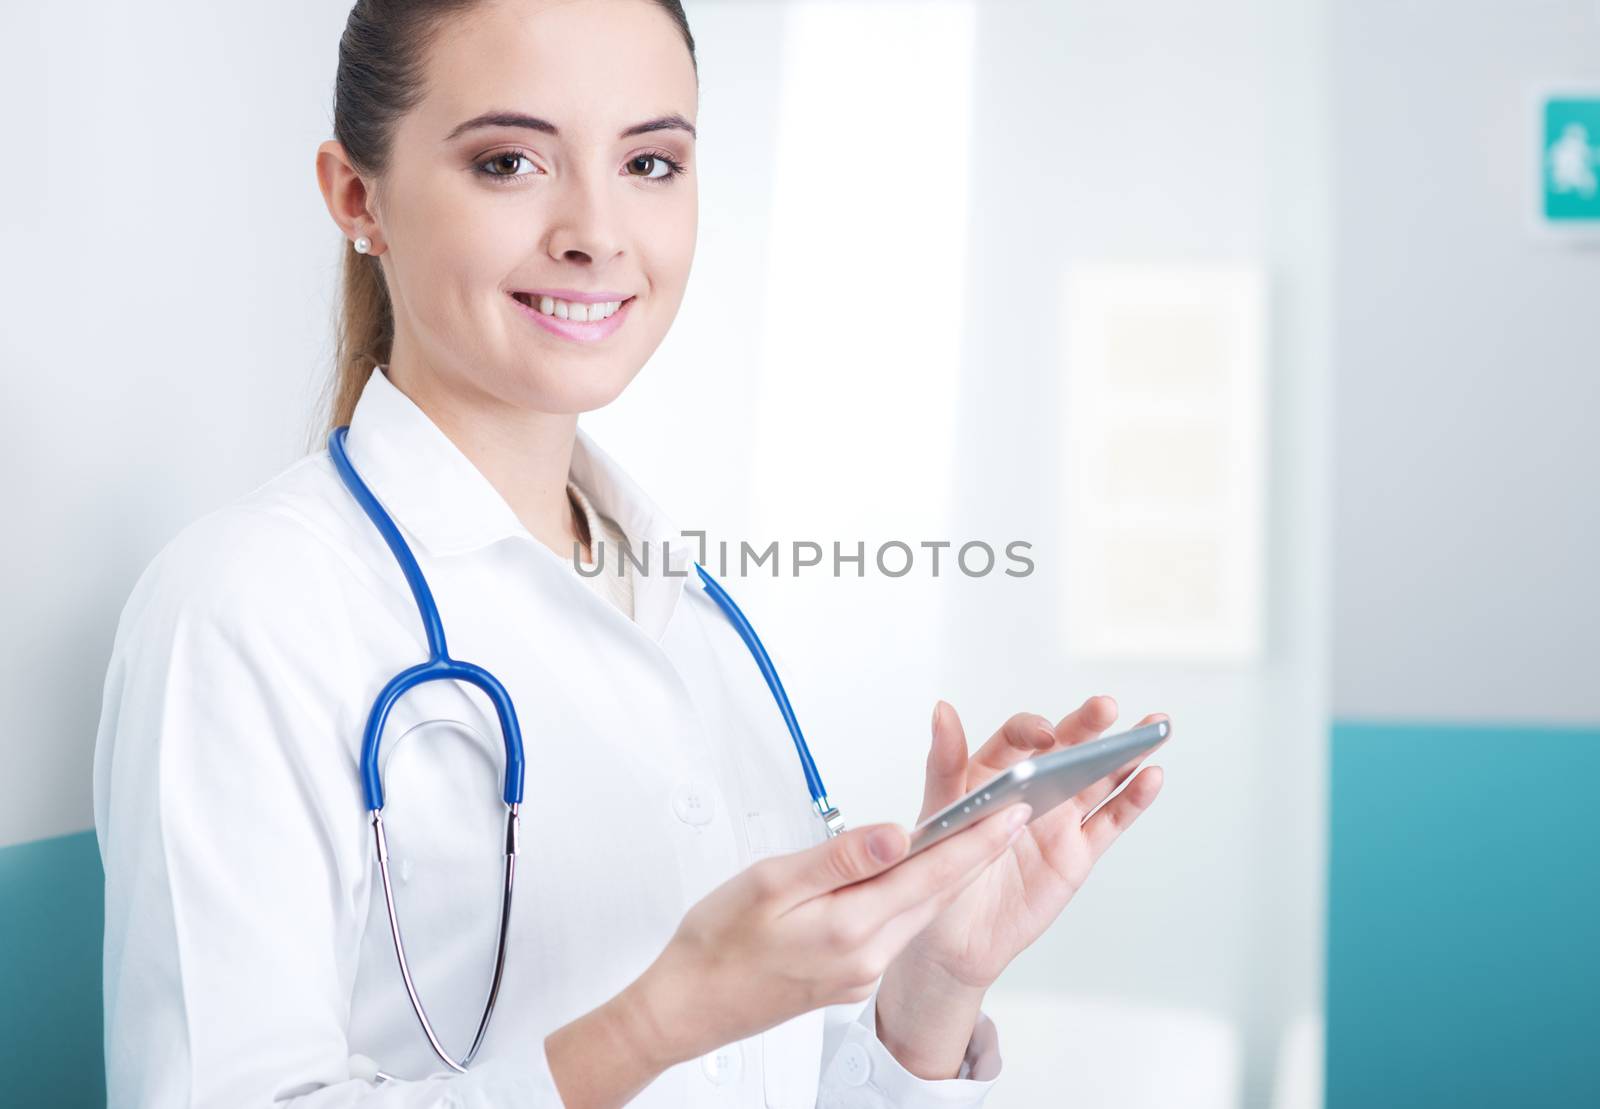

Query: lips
508;290;636;343
511;290;634;323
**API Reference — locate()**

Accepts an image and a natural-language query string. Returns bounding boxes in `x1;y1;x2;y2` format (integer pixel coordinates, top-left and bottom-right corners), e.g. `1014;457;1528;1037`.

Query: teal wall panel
0;830;105;1108
1327;720;1600;1108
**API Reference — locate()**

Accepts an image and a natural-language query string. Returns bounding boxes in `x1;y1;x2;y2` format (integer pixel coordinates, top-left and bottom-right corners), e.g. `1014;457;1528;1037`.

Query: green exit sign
1537;90;1600;233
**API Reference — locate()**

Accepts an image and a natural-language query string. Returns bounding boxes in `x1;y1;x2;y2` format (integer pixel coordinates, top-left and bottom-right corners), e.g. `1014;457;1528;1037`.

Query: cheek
644;195;699;303
398;183;523;322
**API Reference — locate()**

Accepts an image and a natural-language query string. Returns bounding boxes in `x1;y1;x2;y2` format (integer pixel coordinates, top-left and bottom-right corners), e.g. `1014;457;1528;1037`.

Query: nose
545;166;624;267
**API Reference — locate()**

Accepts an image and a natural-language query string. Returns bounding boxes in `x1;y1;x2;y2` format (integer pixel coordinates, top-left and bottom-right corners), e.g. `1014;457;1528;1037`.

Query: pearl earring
353;236;372;254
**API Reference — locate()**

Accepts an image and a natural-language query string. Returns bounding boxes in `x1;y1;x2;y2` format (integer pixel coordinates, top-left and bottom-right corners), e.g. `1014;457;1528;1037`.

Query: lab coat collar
341;365;701;634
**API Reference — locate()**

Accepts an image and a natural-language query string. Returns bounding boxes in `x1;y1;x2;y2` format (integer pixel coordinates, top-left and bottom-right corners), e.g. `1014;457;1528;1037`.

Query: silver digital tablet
905;720;1171;858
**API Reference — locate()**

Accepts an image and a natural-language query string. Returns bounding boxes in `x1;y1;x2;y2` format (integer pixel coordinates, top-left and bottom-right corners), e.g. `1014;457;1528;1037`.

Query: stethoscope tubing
327;423;841;1078
330;425;526;810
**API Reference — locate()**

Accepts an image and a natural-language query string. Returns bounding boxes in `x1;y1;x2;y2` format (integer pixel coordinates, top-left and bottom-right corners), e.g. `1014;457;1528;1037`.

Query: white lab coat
93;365;1002;1108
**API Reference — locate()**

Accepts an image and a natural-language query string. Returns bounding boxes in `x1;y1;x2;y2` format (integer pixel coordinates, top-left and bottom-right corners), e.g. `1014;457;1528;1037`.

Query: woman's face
371;0;698;414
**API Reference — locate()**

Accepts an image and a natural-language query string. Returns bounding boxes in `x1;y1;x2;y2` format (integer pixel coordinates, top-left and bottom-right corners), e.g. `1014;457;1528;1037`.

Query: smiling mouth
511;291;635;323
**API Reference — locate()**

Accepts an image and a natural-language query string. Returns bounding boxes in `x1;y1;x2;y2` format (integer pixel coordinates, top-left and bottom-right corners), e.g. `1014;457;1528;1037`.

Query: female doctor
92;1;1170;1106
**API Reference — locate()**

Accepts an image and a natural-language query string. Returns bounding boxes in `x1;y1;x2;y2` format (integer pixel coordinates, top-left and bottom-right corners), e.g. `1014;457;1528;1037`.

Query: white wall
0;0;352;847
946;4;1328;1105
1329;0;1600;722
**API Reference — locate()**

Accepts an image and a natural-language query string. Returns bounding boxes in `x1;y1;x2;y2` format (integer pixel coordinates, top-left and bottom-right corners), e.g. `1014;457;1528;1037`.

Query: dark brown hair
317;0;696;438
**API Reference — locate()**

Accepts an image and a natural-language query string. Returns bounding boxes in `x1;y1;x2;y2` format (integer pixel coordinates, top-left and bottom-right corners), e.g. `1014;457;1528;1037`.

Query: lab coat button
836;1041;871;1086
700;1042;742;1084
672;779;716;826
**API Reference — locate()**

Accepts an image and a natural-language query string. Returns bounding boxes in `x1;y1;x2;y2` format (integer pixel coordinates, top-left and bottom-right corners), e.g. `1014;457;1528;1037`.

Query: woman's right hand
624;800;1033;1067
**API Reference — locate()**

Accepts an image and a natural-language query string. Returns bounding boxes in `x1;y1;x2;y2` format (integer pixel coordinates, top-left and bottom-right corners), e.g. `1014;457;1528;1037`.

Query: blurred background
2;1;1596;1106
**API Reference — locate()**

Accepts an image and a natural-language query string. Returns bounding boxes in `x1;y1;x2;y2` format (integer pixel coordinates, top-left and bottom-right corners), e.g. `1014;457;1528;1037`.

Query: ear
315;140;384;254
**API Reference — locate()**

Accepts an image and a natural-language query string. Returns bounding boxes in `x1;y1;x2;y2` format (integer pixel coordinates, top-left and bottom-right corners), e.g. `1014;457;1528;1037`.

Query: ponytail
328;238;393;431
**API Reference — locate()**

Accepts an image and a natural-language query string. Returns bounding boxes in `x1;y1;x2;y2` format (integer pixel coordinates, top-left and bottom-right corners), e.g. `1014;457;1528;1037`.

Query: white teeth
522;293;626;323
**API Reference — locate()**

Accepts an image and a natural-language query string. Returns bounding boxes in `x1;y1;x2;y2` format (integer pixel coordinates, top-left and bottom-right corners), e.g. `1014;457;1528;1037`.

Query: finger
871;829;1012;955
769;821;911;905
965;709;1061;782
1072;712;1171;814
831;801;1031;928
1049;694;1121;749
917;700;972;823
1081;766;1164;862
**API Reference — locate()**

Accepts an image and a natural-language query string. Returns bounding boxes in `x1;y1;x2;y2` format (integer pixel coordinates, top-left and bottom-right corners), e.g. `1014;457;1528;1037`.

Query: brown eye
626;153;682;181
477;152;538;180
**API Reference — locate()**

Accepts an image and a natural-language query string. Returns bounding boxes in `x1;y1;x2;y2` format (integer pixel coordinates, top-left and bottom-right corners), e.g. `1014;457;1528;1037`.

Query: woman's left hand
872;696;1170;1078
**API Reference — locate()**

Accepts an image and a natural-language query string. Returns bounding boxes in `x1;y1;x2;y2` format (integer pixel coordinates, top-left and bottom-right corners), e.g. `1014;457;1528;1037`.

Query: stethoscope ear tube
369;802;520;1078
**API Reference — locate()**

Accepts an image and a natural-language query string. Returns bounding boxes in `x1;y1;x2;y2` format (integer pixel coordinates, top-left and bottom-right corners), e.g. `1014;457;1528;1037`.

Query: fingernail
1005;804;1032;832
869;827;906;864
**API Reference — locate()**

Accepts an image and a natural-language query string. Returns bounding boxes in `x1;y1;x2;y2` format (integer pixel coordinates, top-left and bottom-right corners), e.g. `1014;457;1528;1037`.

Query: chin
517;367;636;415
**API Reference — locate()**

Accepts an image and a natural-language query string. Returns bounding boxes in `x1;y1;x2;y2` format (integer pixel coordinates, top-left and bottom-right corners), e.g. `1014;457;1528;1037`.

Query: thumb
780;821;910;903
917;700;969;823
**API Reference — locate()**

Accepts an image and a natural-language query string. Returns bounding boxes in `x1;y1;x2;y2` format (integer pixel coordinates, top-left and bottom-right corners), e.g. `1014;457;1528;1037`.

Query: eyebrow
442;110;696;143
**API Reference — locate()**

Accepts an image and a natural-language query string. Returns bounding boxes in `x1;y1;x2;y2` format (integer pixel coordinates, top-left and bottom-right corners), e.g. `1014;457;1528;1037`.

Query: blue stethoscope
327;425;844;1077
